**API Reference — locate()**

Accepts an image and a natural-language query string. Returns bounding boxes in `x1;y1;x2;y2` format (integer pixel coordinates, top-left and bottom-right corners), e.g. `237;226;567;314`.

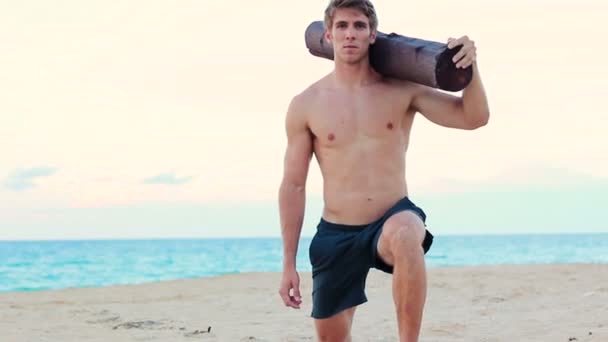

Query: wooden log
304;21;473;92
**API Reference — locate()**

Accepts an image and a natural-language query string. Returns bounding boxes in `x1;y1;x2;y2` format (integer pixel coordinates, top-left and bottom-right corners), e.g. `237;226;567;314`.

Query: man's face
325;8;376;64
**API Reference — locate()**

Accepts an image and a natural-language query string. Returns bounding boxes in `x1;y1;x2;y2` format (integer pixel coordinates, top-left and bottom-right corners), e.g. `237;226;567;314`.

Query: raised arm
278;95;313;309
410;36;490;130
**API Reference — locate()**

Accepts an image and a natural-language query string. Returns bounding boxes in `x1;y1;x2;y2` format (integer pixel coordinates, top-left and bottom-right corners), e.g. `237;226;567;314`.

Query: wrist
283;260;296;271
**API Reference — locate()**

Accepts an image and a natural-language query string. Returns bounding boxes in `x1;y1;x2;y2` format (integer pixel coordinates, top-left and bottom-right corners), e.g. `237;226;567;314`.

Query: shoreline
2;261;605;295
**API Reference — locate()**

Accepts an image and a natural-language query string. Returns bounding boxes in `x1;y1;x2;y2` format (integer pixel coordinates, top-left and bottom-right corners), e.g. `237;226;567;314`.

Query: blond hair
324;0;378;32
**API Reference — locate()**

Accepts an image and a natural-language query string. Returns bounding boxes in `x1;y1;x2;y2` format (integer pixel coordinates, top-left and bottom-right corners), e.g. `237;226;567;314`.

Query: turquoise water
1;234;606;293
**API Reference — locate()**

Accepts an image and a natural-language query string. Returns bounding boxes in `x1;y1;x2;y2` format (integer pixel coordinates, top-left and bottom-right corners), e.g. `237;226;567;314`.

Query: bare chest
308;90;411;147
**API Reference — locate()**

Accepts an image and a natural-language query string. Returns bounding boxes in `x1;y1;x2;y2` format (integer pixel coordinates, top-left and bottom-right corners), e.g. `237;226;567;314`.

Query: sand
1;264;607;341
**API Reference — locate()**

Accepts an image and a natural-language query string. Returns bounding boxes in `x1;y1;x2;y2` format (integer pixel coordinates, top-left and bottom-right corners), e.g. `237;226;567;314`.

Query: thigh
314;307;356;342
376;210;427;267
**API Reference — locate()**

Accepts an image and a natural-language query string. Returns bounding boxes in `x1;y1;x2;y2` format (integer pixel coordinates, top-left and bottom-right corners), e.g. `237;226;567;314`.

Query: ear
324;29;333;43
369;31;377;44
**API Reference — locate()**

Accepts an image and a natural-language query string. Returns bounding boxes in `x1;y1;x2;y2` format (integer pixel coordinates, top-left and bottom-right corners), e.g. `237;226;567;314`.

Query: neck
332;57;378;88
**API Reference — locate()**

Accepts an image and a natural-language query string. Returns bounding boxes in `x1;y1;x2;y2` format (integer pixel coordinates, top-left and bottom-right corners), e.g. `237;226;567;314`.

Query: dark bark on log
305;21;472;92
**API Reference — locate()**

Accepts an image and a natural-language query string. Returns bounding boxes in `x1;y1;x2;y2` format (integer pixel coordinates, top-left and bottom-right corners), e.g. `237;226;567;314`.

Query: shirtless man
278;1;490;341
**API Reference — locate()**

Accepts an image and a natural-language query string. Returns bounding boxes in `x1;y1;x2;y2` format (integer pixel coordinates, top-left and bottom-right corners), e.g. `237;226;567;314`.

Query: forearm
462;63;490;126
278;181;306;270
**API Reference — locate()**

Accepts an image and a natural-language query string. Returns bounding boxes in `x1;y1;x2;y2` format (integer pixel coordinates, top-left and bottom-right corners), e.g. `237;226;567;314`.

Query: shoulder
285;92;310;128
301;75;331;100
382;77;443;110
381;76;427;95
284;85;316;132
287;75;330;117
377;76;430;111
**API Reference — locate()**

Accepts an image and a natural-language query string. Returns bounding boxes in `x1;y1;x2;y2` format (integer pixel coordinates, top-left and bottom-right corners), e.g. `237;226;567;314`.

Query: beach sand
1;264;606;341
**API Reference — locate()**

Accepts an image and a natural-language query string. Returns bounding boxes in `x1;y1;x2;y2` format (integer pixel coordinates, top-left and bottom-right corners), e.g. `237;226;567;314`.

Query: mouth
344;45;358;49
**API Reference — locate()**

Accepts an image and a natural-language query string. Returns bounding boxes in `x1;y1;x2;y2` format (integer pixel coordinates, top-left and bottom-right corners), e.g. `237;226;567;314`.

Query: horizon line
2;231;607;242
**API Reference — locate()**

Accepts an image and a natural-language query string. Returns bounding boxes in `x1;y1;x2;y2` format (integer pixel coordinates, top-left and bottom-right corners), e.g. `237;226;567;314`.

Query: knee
384;222;423;254
315;317;352;342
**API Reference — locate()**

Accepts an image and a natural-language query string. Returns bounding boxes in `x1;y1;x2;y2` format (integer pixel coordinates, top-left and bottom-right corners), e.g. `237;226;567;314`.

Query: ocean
1;233;606;293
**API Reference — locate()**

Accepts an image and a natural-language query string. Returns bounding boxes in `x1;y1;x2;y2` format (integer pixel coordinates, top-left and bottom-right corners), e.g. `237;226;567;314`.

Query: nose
345;27;355;40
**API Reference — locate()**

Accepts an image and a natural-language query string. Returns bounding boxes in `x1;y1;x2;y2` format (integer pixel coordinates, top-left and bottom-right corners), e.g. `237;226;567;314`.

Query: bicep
282;100;313;187
411;85;470;129
283;131;313;186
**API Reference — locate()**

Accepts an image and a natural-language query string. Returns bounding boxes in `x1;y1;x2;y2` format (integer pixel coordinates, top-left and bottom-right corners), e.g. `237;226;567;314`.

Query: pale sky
1;0;607;240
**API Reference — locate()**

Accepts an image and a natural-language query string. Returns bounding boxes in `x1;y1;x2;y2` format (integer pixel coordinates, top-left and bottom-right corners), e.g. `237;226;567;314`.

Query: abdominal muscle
317;140;408;225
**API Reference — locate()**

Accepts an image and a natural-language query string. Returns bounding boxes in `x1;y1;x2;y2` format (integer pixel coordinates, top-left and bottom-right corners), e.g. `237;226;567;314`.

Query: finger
293;286;302;304
456;56;467;68
279;289;290;306
448;38;462;49
452;49;465;64
289;296;301;309
449;35;470;49
452;44;471;64
465;53;476;68
455;40;476;62
292;279;301;299
288;284;301;308
457;54;475;68
447;38;459;49
279;288;297;308
286;297;298;308
456;53;467;68
455;35;469;46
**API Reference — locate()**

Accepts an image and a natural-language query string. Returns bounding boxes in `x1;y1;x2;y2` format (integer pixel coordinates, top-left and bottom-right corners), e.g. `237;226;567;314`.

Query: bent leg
376;211;428;342
314;307;356;342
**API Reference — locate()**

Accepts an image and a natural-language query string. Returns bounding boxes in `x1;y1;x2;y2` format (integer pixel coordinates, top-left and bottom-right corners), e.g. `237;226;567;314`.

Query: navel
328;133;335;141
387;122;394;130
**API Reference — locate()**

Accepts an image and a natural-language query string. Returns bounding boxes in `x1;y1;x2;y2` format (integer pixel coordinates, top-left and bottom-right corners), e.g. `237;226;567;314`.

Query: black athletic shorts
308;196;433;319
